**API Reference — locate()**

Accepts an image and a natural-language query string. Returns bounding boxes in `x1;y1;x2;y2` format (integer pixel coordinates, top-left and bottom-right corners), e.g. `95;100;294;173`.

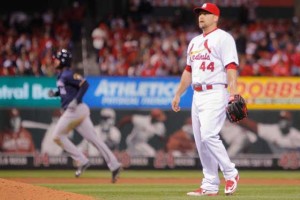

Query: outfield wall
0;77;299;170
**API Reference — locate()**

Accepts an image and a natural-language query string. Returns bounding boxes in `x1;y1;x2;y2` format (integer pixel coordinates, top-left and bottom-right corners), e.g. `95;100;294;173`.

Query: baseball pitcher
171;3;243;196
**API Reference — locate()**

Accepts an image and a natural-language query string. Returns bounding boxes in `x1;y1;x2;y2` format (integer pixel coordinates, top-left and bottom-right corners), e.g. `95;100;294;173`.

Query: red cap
193;3;220;16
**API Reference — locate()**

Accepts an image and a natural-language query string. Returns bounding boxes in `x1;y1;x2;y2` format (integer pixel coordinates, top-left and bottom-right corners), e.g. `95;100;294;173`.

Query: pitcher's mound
0;178;95;200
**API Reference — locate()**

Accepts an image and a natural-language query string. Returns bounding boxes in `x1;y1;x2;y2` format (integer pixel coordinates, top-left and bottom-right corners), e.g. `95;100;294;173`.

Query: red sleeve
185;65;192;72
225;62;238;70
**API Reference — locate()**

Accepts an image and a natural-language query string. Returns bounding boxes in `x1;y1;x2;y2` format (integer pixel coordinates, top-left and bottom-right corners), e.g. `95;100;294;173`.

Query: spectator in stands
0;6;75;77
40;49;56;77
291;44;300;76
16;48;32;76
2;50;17;76
0;4;299;78
66;1;86;42
270;41;291;76
91;22;109;62
239;56;254;76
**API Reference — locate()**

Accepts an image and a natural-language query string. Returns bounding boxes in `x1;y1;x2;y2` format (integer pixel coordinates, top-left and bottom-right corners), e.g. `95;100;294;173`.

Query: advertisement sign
84;76;193;109
239;77;300;110
0;77;59;107
1;153;298;170
1;108;300;170
1;76;300;110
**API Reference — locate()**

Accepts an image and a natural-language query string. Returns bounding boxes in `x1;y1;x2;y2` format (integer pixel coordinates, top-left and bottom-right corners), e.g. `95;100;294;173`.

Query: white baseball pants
191;88;238;191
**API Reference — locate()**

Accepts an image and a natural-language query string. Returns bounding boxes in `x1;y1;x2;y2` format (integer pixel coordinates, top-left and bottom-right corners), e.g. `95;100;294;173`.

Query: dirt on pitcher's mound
0;178;95;200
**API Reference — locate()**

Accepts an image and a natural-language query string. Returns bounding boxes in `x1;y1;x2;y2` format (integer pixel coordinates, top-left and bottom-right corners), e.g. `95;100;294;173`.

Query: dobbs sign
238;77;300;110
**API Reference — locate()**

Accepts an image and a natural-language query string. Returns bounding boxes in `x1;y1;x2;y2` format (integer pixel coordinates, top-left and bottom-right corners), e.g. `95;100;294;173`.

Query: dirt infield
0;178;95;200
1;177;300;200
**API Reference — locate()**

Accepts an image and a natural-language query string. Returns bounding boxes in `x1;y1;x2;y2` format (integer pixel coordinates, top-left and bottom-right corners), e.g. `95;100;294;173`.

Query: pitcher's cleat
225;174;239;195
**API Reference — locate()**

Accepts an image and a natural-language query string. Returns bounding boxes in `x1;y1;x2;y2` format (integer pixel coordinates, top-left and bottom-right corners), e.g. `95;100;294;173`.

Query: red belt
193;84;227;92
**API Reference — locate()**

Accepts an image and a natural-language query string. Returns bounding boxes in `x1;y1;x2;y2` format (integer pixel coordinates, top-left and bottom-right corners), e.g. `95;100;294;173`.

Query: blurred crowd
0;1;85;77
92;15;300;77
0;0;300;77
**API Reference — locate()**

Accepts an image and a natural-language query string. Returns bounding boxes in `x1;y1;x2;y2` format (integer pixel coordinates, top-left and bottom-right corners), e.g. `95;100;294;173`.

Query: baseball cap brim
193;3;220;16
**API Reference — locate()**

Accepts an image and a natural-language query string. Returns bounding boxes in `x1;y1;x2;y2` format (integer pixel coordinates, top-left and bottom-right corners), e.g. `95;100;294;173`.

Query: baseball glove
226;94;248;123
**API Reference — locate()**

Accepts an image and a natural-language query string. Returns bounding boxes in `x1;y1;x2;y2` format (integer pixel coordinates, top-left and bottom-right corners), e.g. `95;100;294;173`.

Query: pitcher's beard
199;23;206;30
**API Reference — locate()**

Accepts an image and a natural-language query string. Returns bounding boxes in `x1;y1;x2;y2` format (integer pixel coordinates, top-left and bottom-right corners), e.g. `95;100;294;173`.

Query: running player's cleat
111;166;122;183
75;161;91;178
225;174;239;195
187;188;218;196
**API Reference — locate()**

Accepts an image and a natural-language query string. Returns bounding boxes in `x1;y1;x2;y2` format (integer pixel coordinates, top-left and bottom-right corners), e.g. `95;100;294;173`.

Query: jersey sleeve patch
73;73;83;80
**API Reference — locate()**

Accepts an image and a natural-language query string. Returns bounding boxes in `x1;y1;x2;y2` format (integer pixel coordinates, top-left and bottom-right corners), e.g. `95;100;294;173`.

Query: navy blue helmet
55;49;72;68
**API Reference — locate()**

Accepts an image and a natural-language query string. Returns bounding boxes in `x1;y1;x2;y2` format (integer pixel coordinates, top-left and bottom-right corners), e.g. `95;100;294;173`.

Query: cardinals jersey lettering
187;29;238;85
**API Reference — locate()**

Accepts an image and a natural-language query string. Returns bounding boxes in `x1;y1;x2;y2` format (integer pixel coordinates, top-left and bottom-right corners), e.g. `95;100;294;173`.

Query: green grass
43;184;300;200
1;170;300;200
1;169;300;179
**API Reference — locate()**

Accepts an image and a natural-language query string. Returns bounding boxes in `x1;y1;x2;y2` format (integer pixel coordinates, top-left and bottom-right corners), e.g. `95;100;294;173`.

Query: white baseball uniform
126;114;166;157
221;119;257;157
257;124;300;153
187;28;239;191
